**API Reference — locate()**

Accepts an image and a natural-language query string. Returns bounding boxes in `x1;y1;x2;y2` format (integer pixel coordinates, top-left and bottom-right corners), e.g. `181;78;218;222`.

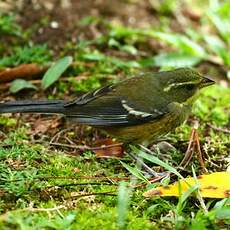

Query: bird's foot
127;151;168;178
154;141;177;154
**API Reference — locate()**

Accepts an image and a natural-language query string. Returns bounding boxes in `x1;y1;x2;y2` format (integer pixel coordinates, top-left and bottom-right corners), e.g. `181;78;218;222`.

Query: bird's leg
194;130;207;172
179;124;207;172
179;128;196;168
127;151;167;178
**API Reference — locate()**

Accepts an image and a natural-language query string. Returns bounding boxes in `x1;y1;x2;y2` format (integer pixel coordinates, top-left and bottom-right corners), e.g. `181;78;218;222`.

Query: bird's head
160;68;215;104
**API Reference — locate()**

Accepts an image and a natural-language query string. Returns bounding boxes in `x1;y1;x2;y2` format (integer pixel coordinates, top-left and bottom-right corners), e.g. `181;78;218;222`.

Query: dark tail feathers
0;100;66;114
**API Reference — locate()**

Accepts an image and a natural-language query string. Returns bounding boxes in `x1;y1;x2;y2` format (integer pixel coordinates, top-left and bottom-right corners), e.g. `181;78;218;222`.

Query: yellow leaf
144;172;230;198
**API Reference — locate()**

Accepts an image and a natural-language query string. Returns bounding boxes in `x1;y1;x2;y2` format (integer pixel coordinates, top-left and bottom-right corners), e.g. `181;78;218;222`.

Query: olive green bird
0;68;214;145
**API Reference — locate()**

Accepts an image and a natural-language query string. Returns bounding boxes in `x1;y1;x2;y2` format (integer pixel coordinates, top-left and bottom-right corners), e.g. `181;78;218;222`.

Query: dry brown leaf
93;139;124;158
31;118;60;135
0;64;47;83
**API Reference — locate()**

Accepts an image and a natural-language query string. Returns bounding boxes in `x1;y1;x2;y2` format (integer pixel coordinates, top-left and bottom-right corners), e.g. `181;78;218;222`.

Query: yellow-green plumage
0;68;214;144
104;103;190;144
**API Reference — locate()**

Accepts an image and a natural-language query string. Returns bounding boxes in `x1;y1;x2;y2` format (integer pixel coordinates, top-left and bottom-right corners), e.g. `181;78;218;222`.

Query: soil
2;0;226;80
6;0;159;51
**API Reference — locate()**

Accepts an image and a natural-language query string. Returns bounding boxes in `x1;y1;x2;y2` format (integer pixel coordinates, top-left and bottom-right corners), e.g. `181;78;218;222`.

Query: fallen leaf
182;8;202;21
144;172;230;198
0;63;46;83
31;118;60;135
93;139;124;158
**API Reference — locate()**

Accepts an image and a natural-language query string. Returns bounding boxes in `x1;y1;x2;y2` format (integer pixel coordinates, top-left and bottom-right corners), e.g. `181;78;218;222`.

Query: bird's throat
184;91;200;106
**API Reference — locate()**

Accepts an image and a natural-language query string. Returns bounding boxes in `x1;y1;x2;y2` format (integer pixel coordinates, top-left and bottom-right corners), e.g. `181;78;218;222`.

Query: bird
0;68;214;146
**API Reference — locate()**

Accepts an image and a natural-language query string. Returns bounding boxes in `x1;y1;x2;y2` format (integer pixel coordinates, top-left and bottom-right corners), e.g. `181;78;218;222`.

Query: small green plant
42;56;73;89
0;45;52;68
0;13;22;36
10;79;37;93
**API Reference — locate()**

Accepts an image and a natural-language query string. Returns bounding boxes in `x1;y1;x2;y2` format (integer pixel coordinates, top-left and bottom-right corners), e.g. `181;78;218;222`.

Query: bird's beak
200;76;215;88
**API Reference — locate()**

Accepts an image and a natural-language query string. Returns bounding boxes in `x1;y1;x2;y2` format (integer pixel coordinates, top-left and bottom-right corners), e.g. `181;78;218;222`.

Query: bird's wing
63;84;169;126
64;85;115;106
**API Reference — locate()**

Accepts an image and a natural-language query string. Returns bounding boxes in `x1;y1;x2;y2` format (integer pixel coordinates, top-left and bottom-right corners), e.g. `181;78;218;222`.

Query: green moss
193;85;230;126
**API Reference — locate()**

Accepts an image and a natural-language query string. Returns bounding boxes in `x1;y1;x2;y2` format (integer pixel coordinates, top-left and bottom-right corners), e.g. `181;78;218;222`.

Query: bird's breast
103;104;191;144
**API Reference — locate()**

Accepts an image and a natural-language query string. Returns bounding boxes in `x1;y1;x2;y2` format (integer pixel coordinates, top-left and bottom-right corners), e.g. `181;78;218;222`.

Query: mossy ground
0;1;229;229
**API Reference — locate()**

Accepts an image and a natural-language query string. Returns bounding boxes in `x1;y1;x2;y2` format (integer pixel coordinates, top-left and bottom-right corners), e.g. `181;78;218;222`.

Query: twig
49;142;91;151
64;136;77;145
24;205;65;212
66;191;116;200
49;141;123;151
0;175;130;182
207;123;230;134
49;128;72;144
40;175;129;181
0;205;65;221
0;130;7;138
45;182;116;188
91;143;123;150
0;144;12;147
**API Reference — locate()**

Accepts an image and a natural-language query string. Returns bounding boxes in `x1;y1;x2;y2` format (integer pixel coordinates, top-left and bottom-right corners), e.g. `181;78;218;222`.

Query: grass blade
131;145;183;179
120;161;149;183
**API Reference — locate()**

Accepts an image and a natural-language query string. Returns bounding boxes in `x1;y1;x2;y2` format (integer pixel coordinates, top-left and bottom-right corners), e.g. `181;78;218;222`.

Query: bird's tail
0;100;66;114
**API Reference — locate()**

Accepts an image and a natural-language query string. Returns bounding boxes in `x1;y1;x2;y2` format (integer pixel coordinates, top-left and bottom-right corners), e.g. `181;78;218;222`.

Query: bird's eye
185;84;195;91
